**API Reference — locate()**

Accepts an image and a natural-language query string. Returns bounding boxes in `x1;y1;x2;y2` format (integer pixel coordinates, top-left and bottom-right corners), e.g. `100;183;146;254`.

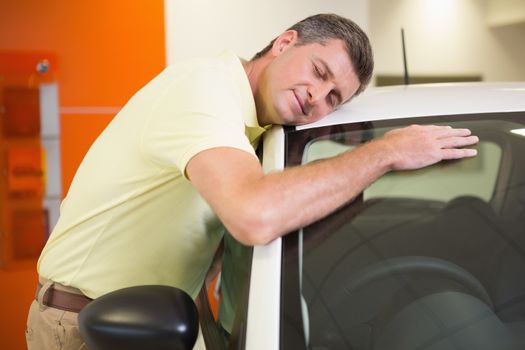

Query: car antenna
401;28;410;85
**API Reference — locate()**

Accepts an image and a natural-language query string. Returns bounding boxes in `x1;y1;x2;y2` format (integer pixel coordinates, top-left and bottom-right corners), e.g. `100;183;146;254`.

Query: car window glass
283;114;525;350
305;125;503;202
218;233;253;350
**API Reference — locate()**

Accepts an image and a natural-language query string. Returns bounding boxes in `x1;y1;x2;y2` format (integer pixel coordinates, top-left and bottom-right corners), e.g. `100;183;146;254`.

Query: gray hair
252;13;374;95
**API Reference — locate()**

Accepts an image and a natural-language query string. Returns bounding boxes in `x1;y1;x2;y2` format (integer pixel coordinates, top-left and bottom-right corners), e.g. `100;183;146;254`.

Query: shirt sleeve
140;63;257;174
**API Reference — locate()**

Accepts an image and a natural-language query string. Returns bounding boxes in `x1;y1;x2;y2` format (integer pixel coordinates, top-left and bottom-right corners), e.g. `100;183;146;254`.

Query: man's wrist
359;138;397;174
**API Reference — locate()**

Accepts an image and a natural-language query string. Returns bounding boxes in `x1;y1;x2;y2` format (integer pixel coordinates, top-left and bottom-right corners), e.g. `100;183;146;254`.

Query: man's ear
270;30;298;57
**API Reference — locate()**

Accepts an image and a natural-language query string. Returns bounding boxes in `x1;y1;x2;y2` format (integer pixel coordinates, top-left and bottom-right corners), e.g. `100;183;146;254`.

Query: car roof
296;82;525;130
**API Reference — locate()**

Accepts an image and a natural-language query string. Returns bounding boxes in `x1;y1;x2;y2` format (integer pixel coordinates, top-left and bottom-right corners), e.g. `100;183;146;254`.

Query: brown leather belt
36;283;93;313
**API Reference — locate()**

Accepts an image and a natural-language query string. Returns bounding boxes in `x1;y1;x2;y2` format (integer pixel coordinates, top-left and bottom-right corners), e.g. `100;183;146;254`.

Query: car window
281;112;525;350
219;234;253;350
304;123;503;202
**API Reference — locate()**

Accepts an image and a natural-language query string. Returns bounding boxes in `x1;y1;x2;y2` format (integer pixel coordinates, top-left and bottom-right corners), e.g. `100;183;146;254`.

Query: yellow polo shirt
38;51;266;299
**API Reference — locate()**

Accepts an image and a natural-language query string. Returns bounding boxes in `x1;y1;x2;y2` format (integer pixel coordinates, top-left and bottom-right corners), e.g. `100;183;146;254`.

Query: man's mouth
293;90;306;116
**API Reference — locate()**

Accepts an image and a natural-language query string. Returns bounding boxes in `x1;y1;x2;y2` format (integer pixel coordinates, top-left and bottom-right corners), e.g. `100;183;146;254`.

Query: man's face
255;34;361;126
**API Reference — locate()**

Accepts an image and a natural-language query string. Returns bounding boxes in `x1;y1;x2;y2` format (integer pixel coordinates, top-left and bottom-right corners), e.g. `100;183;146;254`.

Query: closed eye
313;63;325;79
327;93;337;108
329;90;342;108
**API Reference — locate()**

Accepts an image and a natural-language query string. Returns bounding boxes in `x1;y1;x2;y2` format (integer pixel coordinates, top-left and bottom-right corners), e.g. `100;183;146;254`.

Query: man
26;14;478;349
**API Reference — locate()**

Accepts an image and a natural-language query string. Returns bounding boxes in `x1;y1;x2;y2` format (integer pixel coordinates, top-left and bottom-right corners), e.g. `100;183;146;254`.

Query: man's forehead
305;40;353;71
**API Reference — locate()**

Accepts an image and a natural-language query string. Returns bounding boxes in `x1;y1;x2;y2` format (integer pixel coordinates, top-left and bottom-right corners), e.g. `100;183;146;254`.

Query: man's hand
378;125;479;171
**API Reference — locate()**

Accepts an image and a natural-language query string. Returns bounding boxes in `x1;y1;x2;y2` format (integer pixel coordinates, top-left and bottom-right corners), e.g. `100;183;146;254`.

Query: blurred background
0;0;524;349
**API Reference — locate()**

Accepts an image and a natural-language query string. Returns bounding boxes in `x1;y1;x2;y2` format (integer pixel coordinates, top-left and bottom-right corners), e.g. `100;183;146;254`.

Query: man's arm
186;125;478;246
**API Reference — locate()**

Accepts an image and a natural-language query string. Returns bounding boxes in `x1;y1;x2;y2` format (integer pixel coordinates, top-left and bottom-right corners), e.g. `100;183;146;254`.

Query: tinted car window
282;112;525;350
221;234;253;350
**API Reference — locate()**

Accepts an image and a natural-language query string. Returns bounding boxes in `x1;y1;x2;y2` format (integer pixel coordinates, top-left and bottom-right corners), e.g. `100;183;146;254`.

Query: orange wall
0;1;165;349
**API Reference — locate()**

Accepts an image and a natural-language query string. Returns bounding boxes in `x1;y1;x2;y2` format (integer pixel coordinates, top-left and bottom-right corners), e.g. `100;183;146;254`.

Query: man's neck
242;56;269;97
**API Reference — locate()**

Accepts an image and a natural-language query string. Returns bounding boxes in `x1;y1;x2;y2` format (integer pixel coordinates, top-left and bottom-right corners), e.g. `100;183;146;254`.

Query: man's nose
307;82;332;105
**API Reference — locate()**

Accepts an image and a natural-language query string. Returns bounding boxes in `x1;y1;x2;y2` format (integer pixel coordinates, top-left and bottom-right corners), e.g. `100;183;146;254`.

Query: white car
79;82;525;350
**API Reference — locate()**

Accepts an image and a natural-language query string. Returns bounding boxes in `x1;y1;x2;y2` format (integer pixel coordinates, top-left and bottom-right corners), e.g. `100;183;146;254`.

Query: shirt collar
222;50;271;145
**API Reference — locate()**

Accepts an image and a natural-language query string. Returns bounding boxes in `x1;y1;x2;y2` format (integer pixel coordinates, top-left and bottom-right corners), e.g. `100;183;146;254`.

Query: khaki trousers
25;279;87;350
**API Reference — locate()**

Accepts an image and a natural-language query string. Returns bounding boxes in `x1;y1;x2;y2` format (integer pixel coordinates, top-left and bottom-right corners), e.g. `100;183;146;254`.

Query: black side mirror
78;285;199;350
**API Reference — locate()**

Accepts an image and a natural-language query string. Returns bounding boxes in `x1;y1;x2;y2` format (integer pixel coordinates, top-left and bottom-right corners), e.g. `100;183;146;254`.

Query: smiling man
27;14;478;350
248;32;361;126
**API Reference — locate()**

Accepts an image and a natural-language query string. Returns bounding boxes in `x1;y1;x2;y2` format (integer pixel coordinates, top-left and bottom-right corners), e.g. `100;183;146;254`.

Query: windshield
282;112;525;350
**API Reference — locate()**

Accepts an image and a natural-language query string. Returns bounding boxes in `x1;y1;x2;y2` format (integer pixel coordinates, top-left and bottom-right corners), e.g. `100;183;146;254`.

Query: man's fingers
432;126;472;138
384;124;480;170
439;135;479;148
441;148;478;160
